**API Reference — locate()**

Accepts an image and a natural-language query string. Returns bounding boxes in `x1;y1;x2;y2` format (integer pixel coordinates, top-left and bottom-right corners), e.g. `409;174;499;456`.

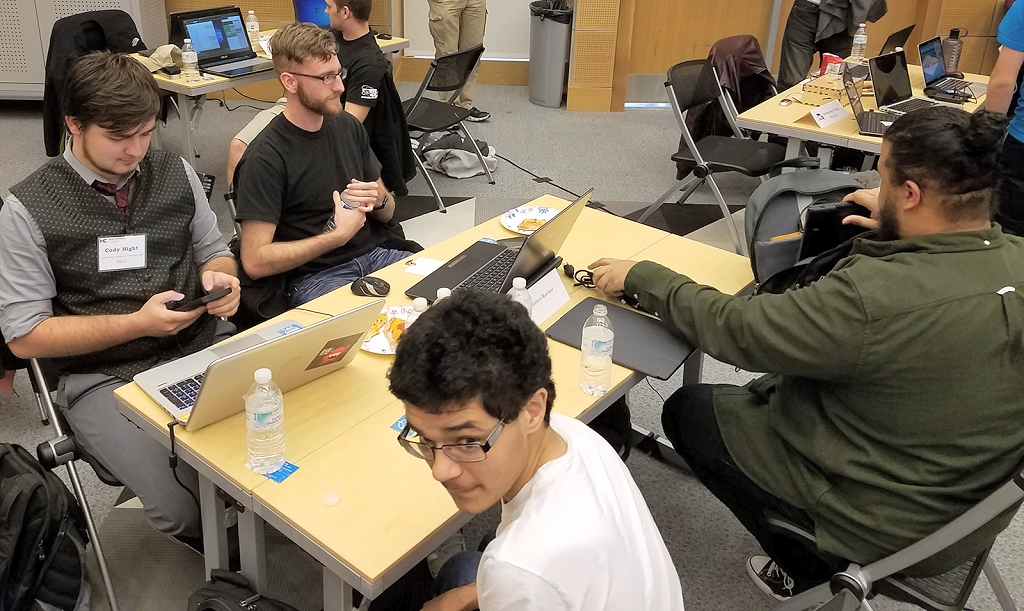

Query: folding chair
765;462;1023;611
403;44;494;213
28;358;122;611
637;60;800;255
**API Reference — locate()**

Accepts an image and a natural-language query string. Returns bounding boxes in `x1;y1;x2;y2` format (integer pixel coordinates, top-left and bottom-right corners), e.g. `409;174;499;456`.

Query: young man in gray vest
0;53;240;544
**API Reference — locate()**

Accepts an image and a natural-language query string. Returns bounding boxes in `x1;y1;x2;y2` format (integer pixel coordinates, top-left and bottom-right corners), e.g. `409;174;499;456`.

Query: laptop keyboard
847;63;869;80
860;111;897;135
456;249;518;293
210;57;272;72
159;374;204;410
886;97;936;115
932;77;970;91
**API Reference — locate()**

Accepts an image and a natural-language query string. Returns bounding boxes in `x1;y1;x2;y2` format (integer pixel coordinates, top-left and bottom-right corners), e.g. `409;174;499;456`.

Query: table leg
238;508;267;593
199;476;229;577
861;153;877;172
682;350;704;386
818;146;833;170
323;568;359;611
177;92;196;168
785;137;803;160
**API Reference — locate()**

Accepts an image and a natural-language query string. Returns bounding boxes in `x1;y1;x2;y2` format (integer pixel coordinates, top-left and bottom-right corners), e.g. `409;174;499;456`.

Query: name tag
97;234;147;272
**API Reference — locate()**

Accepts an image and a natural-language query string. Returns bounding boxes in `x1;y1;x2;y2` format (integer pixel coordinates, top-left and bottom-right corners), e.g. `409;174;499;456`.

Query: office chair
25;358;122;611
763;462;1023;611
637;60;804;255
403;44;494;213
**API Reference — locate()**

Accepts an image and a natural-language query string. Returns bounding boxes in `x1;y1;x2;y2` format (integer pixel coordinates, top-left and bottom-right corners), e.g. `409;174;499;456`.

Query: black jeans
661;384;847;592
778;0;856;90
997;134;1024;237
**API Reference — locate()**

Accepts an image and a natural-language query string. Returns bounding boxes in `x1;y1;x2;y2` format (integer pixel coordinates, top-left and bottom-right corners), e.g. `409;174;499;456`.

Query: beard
296;82;342;117
877;193;902;241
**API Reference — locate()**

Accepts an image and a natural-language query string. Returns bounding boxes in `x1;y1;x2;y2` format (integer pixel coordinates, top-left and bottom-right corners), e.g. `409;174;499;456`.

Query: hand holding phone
166;287;232;311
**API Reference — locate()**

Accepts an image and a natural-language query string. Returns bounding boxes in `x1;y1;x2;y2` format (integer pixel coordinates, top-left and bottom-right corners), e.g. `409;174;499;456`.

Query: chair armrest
769;156;820;178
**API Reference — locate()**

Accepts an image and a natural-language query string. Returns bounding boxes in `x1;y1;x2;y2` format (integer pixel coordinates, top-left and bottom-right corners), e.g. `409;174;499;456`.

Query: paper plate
500;206;561;235
360;306;412;355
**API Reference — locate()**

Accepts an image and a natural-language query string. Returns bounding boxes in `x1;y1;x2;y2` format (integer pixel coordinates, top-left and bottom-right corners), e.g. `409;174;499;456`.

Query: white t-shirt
476;414;685;611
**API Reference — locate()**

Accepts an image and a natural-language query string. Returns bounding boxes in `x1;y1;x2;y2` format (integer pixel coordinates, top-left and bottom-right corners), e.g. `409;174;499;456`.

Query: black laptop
842;63;897;137
846;24;915;80
406;190;593;302
169;6;273;78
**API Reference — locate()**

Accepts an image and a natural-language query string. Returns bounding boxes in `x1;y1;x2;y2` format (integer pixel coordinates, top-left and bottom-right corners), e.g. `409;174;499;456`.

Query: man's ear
520;388;549;434
65;117;83;138
902;179;924;212
279;71;298;94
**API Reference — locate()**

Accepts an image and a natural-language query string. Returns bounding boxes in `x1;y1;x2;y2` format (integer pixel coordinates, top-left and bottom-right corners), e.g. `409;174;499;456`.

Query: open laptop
406;189;594;301
918;37;974;93
134;300;384;431
868;51;941;116
846;24;916;80
169;6;273;78
293;0;332;28
842;63;897;137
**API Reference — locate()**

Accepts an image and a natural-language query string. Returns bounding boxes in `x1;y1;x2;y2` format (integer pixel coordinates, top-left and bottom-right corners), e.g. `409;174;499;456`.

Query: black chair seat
671;135;786;176
403;98;473;132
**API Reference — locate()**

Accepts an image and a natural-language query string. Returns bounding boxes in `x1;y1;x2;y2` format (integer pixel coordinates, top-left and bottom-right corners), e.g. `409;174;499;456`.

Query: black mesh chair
637;60;803;255
403;44;493;213
764;462;1023;611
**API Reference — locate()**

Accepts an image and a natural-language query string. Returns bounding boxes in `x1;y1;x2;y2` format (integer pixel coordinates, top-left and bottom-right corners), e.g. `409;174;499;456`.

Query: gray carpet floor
1;84;1021;610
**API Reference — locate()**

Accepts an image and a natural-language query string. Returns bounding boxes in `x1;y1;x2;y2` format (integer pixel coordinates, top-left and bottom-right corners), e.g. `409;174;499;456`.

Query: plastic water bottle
507;277;533;316
244;368;286;474
942;29;963;74
435;287;452;303
579;304;614;396
850;24;868;62
405;297;428;327
246;10;261;47
181;39;200;84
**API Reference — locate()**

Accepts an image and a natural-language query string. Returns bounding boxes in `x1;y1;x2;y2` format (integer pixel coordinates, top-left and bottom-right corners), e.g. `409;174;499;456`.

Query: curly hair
884;107;1008;223
388;291;556;423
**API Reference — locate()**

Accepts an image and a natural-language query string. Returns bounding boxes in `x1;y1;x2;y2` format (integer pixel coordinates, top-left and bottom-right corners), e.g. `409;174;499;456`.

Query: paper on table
259;37;272;57
809;99;850;128
405;257;445;277
526;268;570;326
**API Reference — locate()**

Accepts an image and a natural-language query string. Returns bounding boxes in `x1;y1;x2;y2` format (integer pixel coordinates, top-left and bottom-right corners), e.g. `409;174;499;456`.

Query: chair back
405;45;485;119
665;60;732;167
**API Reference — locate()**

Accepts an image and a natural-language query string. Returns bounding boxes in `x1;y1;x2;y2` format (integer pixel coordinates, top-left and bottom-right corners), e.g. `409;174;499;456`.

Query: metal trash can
529;0;573;108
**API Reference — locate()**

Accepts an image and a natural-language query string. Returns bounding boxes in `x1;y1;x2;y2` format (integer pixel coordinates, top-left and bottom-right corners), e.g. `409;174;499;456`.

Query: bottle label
589;336;613;357
853;35;868;45
247;22;260;32
181;51;198;64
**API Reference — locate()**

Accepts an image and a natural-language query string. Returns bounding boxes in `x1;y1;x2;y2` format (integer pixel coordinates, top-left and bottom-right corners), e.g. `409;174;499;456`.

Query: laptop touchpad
209;333;266;358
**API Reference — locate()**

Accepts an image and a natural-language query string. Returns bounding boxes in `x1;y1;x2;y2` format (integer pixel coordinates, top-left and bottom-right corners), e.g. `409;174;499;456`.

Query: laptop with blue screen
169;6;273;78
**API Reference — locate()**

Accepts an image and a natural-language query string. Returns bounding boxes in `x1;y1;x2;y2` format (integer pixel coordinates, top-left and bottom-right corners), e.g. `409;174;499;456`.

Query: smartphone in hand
166;287;232;311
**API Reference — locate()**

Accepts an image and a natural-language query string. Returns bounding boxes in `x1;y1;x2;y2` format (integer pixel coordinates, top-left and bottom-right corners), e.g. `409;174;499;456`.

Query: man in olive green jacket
592;107;1024;599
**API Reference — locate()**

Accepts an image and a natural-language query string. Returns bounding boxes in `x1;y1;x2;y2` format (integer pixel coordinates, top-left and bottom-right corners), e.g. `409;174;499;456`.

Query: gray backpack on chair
745;169;863;285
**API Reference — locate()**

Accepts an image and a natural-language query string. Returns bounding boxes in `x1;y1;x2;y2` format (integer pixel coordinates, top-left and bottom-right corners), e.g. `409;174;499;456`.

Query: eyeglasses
289;68;348;85
397;420;507;463
562;262;595;289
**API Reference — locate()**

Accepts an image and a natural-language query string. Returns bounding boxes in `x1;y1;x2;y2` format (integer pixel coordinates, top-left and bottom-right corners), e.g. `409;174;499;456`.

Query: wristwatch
374;194;389;210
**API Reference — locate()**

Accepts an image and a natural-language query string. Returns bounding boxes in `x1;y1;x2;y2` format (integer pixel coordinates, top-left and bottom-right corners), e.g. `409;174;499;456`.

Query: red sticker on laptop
305;334;364;371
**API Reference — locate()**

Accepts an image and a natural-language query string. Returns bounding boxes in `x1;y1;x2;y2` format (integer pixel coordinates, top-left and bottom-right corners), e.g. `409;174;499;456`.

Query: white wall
404;0;533;60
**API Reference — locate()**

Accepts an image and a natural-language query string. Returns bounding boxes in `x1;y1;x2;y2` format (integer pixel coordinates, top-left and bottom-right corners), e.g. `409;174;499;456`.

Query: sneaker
465;107;491;122
746;555;796;601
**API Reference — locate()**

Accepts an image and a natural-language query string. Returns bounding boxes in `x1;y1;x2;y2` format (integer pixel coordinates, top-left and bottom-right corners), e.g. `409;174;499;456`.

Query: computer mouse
351;276;390;297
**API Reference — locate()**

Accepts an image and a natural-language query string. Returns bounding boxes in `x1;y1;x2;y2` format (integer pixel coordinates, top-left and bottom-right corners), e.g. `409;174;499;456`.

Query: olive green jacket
625;225;1024;573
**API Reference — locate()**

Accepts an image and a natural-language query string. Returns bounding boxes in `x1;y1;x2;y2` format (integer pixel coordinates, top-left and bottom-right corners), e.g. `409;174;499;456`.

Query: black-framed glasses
562;263;594;289
397;420;507;463
289;68;348;85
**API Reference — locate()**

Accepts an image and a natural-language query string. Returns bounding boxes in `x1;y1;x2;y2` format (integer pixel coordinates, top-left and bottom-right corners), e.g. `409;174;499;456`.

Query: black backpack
0;444;89;611
187;570;300;611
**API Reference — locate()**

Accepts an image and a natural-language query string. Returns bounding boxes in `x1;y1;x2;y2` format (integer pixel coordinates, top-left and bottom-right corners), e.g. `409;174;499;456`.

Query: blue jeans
288;247;413;306
436;551;482;595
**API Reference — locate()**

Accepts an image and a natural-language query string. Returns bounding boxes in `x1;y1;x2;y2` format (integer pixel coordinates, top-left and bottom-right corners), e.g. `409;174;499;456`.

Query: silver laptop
846;24;915;80
842;63;897;137
868;50;942;116
170;6;273;78
135;300;384;431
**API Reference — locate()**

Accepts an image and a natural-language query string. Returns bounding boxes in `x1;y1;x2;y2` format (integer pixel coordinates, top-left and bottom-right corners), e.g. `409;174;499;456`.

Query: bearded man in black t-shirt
234;23;415;306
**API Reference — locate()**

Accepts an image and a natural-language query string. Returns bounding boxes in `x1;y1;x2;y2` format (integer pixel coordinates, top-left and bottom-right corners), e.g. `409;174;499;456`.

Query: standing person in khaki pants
427;0;490;121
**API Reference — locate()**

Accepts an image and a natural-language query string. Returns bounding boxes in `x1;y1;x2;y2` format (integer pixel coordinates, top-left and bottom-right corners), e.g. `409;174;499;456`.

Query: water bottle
435;287;451;303
246;10;261;47
507;277;533;316
942;29;963;74
405;297;428;327
181;39;200;84
244;368;286;474
579;304;614;396
850;23;868;62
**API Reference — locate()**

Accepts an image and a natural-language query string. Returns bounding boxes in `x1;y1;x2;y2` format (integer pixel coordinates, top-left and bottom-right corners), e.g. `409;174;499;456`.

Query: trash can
529;0;573;108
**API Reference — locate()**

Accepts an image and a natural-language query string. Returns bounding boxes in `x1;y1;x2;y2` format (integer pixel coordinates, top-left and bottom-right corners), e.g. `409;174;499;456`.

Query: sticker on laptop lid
391;415;407;432
305;333;364;371
277;323;303;336
480;237;498;244
259;461;299;483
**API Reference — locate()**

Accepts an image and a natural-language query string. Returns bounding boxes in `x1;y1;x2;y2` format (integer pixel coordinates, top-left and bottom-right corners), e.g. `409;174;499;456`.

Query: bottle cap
413;297;428;312
249;9;255;13
436;287;451;300
184;38;192;43
593;304;608;316
512;277;526;289
254;368;272;384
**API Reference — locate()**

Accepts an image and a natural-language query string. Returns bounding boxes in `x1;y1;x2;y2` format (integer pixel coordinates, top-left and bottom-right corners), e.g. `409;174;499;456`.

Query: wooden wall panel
575;0;620;31
571;31;617;87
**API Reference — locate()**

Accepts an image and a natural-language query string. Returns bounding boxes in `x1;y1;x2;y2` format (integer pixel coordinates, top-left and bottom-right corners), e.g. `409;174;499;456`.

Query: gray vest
10;150;217;380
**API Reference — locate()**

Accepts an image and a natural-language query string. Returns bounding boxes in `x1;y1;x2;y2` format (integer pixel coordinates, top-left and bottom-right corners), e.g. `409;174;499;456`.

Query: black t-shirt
336;30;416;196
234;112;384;279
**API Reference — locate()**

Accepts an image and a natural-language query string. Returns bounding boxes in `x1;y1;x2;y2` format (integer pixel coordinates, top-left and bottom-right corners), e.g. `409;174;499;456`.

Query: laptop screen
842;67;864;118
869;51;912;107
919;37;946;86
182;10;253;63
293;0;332;28
879;24;915;56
